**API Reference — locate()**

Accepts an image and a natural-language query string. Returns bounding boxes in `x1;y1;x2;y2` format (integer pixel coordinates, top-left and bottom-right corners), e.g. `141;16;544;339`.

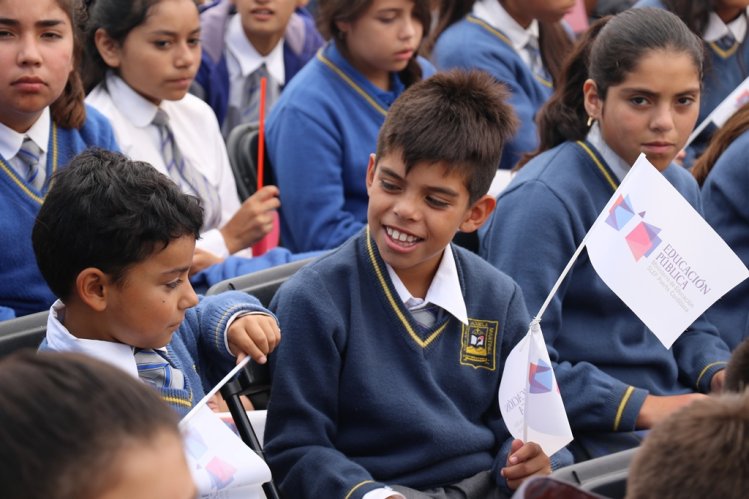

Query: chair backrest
0;310;48;359
225;123;277;202
205;257;314;305
550;447;637;499
225;123;260;202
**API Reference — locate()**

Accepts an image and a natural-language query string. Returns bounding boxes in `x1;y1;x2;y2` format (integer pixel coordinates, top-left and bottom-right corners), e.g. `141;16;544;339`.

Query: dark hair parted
523;8;703;166
424;0;574;85
626;392;749;499
0;351;179;499
315;0;431;87
49;0;87;128
725;336;749;393
692;102;749;186
376;69;517;203
80;0;198;92
32;148;203;300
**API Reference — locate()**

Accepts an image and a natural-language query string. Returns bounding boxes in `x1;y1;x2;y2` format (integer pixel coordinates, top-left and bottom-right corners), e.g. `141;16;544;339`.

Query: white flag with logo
586;154;749;349
686;75;749;147
180;358;271;498
498;321;573;456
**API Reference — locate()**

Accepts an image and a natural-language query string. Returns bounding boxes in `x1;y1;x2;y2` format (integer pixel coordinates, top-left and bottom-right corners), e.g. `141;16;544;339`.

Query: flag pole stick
534;236;589;322
257;76;267;190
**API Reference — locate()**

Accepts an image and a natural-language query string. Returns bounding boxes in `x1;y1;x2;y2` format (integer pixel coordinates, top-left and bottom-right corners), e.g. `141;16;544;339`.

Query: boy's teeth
387;227;418;243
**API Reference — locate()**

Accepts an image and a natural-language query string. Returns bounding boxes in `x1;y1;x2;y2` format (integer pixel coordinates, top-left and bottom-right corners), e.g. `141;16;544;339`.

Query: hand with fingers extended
501;439;551;490
220;185;281;254
227;313;281;365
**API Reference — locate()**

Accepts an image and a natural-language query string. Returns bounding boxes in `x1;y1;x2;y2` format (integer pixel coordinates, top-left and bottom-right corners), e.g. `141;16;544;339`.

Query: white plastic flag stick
182;355;250;424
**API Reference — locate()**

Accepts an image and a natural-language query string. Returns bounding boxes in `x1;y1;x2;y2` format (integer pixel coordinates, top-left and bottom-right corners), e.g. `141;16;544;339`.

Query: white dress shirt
86;73;242;258
0;108;50;186
703;8;748;43
586;121;630;183
472;0;541;70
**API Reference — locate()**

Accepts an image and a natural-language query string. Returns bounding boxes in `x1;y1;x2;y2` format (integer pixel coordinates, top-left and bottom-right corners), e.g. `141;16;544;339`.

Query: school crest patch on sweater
460;319;498;370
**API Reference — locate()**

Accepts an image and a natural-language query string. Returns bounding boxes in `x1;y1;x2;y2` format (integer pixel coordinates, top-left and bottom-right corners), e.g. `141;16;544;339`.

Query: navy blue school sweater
0;106;118;318
432;15;553;171
701;130;749;350
265;228;569;498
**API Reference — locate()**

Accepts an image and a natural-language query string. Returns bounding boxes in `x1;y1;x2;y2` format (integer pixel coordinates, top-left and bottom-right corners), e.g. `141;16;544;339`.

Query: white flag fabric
586;154;749;349
687;75;749;147
180;358;272;498
498;321;573;456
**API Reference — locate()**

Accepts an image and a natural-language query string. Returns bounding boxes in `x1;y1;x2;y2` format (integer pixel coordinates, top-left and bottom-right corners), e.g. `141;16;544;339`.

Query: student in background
481;9;731;460
193;0;323;138
0;351;196;499
725;337;749;392
0;0;118;320
266;70;572;499
265;0;435;253
633;0;749;163
34;149;281;418
625;392;749;499
428;0;576;171
82;0;280;274
691;103;749;351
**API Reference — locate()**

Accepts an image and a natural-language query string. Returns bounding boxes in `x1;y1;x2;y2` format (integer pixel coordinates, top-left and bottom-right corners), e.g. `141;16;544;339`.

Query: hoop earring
586;116;594;127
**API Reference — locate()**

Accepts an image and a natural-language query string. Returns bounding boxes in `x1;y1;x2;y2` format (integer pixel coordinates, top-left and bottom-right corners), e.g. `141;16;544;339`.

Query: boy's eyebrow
162;266;191;276
379;165;460;197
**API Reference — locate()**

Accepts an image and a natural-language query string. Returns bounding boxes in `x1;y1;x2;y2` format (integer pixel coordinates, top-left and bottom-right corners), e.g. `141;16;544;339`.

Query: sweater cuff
493;437;515;496
694;361;728;393
345;480;388;499
610;385;648;432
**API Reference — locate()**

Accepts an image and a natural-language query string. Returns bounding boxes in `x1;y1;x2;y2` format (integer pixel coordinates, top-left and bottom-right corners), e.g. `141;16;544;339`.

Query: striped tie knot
134;348;185;390
18;136;42;188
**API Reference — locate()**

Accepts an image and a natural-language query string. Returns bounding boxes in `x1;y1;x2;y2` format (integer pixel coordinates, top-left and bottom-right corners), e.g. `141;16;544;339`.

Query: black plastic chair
210;257;316;499
220;360;279;499
205;257;314;305
0;310;48;359
225;123;276;202
550;447;637;499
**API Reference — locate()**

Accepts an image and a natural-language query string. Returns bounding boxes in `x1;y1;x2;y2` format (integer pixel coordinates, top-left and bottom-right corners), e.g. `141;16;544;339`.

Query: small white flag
498;320;573;456
686;75;749;147
586;154;749;348
180;358;272;498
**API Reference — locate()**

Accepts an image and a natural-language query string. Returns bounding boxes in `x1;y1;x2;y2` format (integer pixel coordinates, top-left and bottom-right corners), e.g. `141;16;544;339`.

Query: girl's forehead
616;49;701;89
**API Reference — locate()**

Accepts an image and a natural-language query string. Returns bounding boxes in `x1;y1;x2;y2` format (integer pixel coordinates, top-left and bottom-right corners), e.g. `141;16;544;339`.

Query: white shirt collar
0;107;50;160
105;72;159;128
586;121;630;182
703;8;748;43
386;244;468;325
45;300;141;380
225;14;286;85
472;0;539;51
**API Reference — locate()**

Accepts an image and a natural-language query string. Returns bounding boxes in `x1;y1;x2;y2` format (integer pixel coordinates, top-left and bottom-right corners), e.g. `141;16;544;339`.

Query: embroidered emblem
460;319;498;370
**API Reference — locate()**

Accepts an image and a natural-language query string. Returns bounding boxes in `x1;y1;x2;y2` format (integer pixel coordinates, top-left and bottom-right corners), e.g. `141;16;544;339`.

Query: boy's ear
94;28;122;69
458;194;496;233
75;268;110;312
365;153;377;191
583;78;602;121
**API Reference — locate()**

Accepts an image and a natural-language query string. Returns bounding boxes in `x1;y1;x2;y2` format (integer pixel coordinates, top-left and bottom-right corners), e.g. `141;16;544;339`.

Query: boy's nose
180;281;199;310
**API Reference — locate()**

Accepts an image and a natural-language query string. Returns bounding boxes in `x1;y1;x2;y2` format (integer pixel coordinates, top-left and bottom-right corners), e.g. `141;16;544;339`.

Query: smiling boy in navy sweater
265;70;572;499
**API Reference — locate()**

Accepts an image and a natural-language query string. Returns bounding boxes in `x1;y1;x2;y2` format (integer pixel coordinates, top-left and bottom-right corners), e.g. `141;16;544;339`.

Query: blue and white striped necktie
17;136;43;190
152;108;221;230
525;37;551;83
134;348;185;390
